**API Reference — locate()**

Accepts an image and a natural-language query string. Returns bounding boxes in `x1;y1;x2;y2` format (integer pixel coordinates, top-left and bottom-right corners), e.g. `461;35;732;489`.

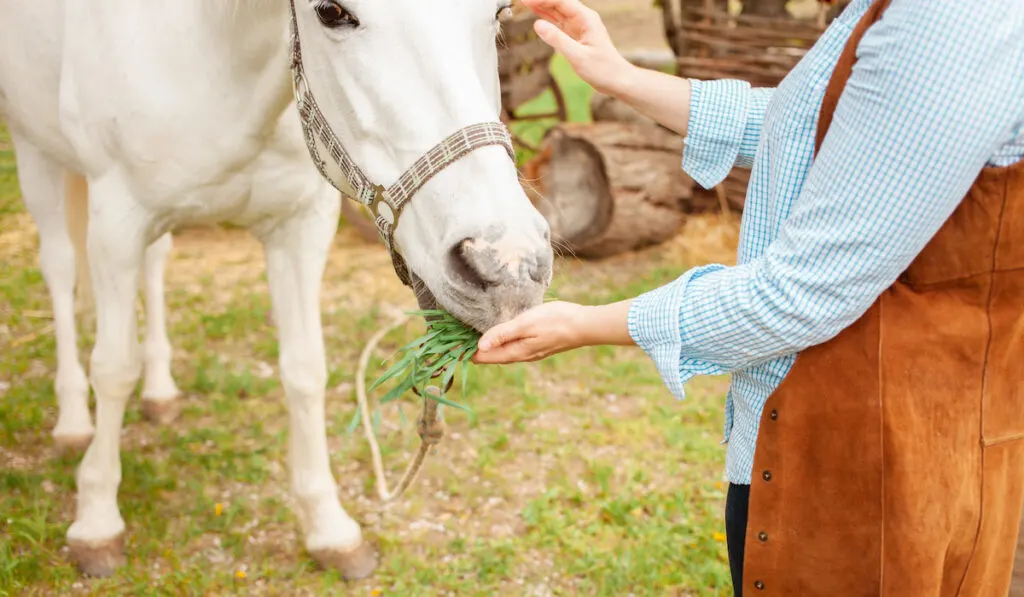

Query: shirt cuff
627;264;729;400
736;87;773;168
682;79;753;189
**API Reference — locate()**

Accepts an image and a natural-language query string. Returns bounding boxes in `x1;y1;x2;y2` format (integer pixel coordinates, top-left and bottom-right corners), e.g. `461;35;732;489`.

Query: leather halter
287;0;517;286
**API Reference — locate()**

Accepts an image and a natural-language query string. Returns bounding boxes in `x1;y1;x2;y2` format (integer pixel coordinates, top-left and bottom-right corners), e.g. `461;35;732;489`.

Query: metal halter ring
368;183;395;226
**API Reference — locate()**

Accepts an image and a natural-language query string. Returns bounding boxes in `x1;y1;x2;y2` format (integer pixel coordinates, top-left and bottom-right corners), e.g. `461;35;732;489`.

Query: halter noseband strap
287;0;517;286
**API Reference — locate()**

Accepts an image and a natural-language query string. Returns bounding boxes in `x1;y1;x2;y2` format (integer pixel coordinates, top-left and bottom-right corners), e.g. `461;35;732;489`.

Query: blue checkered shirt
626;0;1024;484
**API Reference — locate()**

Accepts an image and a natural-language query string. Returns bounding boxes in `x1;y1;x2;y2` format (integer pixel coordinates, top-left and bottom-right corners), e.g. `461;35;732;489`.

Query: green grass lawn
0;58;734;596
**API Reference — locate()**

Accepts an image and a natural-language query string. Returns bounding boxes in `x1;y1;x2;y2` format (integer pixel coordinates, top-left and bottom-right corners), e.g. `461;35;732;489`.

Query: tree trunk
590;93;747;215
521;121;706;259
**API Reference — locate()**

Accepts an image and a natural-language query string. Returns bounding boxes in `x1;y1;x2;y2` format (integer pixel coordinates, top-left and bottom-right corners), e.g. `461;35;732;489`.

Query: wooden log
590;93;748;215
522;121;708;259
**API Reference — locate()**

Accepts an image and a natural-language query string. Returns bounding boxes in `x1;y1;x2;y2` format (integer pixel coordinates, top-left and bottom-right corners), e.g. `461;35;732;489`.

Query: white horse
0;0;552;579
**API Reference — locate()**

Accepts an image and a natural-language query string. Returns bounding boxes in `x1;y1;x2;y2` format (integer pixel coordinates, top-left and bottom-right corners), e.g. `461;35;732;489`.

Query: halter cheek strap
287;0;517;286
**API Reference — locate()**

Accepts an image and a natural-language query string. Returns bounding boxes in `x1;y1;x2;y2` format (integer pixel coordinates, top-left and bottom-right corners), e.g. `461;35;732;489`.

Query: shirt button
769;409;778;421
762;470;772;482
754;580;765;590
758;531;768;542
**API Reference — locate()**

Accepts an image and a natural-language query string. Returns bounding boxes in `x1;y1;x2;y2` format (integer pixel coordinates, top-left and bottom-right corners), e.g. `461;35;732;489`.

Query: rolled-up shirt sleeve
682;79;775;189
631;0;1024;400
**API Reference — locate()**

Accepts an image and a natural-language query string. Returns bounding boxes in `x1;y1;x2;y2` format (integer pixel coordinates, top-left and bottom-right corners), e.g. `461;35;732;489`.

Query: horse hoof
140;398;181;425
309;541;378;580
53;432;94;455
68;533;125;578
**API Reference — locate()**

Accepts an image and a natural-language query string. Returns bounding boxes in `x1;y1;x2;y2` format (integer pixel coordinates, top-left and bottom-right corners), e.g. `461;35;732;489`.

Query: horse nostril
528;262;543;284
536;217;552;244
448;239;496;291
448;237;552;290
528;249;552;284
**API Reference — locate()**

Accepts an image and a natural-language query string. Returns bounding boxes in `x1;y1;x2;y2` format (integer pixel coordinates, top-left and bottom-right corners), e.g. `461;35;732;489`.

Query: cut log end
524;121;698;259
535;135;614;249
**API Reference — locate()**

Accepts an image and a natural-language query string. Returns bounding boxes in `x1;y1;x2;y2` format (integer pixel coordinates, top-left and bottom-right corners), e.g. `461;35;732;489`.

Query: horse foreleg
66;177;147;577
139;232;182;424
260;201;378;581
12;134;93;452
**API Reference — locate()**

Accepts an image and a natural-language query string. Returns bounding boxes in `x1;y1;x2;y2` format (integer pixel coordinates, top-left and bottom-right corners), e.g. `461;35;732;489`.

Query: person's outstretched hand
521;0;635;95
473;299;636;365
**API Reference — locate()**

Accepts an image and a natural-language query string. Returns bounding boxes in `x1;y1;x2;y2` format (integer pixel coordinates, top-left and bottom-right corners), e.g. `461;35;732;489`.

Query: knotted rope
355;314;447;503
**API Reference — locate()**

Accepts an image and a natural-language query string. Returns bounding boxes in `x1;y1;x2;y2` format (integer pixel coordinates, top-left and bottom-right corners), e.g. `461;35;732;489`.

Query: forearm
604;65;773;188
630;0;1024;390
575;300;635;348
602;64;692;137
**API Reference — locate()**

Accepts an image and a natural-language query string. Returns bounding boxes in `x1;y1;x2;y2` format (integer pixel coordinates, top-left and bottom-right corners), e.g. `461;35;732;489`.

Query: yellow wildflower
371;590;383;597
215;503;224;517
235;570;247;579
713;532;727;543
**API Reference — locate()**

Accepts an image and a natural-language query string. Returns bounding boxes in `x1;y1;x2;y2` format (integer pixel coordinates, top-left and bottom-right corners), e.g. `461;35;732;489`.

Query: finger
472;340;535;365
477;319;528;352
522;0;588;24
522;0;598;39
533;19;585;57
524;4;563;25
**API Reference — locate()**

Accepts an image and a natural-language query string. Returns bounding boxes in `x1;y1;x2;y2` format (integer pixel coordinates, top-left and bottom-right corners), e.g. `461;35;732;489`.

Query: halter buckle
369;183;397;226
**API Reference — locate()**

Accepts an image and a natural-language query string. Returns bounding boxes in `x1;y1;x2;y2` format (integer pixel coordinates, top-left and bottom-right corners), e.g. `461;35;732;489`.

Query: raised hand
520;0;634;95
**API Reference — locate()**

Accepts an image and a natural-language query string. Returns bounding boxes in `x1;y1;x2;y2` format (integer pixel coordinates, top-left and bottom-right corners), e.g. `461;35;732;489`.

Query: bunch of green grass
368;309;481;412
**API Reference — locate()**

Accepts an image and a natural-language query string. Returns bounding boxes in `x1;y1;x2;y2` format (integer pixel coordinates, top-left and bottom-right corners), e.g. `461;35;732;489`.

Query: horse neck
201;1;287;28
198;1;290;67
192;0;295;137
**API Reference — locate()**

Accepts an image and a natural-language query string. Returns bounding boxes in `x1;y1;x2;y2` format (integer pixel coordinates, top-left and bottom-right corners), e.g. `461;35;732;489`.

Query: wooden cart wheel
498;13;568;153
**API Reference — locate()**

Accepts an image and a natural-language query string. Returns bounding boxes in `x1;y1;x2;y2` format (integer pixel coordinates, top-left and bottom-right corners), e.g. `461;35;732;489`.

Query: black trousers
725;483;751;597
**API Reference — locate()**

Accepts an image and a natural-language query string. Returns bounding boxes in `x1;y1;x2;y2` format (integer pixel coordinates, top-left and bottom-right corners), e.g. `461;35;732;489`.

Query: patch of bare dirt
169;224;417;317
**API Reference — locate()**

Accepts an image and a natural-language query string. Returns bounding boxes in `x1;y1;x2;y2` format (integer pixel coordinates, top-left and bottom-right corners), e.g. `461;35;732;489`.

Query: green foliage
368;310;479;408
510;53;596;166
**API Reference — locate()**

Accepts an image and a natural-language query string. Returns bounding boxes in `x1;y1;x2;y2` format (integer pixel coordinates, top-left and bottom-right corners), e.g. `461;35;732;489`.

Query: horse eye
315;1;359;28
